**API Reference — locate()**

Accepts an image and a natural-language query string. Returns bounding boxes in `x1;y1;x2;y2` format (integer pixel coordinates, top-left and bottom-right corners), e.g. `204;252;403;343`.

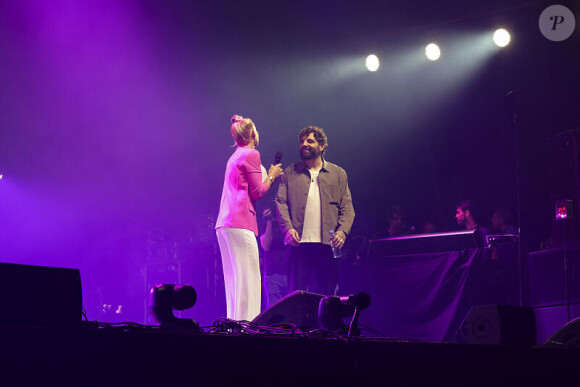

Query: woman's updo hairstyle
231;115;256;146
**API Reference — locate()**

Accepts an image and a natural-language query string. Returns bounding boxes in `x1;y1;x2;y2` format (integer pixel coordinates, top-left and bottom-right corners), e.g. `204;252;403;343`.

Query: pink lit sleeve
245;150;269;201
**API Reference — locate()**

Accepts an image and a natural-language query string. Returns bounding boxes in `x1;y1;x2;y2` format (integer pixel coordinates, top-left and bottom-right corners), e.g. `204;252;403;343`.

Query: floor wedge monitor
0;262;82;328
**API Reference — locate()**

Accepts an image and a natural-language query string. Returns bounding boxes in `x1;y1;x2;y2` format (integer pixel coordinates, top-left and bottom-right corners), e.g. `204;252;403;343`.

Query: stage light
149;284;199;329
493;28;511;47
556;200;573;220
365;54;380;72
425;43;441;61
318;292;370;337
0;174;3;180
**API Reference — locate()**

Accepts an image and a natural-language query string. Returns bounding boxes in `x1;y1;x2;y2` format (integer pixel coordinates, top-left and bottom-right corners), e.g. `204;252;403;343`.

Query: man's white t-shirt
300;169;322;243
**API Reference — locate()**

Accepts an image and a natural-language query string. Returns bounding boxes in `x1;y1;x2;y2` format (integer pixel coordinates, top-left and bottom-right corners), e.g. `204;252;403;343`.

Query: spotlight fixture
425;43;441;61
365;54;380;72
493;28;511;47
318;292;371;338
149;284;199;329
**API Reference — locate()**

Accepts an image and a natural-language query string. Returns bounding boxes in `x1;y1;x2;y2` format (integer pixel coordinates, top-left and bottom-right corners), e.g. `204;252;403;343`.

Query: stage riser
2;327;579;386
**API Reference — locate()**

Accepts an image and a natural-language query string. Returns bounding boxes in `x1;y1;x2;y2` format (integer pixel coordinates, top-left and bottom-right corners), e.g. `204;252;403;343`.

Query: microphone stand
502;91;524;307
347;307;362;339
562;217;571;322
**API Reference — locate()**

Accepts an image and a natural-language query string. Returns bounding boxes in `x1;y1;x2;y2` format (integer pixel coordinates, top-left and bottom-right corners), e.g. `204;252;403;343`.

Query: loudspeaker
544;316;580;348
528;247;580;307
534;304;580;344
252;290;325;329
0;262;82;328
459;305;536;346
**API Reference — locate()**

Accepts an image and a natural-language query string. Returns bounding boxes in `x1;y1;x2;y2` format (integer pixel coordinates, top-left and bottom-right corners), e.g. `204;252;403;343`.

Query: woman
215;115;283;321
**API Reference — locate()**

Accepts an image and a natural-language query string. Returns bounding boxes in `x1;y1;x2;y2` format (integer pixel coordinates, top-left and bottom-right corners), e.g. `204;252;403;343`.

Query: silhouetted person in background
386;206;405;237
487;207;519;305
491;207;518;235
420;221;437;234
490;207;519;263
374;206;415;238
259;206;288;308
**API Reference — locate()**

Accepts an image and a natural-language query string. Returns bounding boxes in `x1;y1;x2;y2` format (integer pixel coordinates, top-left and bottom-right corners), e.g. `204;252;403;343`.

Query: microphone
274;151;282;165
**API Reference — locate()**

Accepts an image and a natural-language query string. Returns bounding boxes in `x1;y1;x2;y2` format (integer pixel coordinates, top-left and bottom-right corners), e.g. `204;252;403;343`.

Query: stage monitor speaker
459;305;536;346
252;290;325;329
0;262;82;328
528;247;580;307
544;316;580;348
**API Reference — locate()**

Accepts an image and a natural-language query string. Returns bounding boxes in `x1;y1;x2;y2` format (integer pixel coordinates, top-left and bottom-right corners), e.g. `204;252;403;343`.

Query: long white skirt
216;227;261;321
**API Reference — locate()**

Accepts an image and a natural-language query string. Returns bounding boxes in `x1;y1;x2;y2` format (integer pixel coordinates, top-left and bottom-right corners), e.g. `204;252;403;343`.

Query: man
373;205;411;239
455;200;478;231
276;126;355;296
489;207;519;264
490;207;518;235
455;200;490;242
386;206;405;237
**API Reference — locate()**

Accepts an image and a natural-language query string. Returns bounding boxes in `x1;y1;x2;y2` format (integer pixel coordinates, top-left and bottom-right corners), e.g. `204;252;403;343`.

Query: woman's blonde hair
230;115;258;146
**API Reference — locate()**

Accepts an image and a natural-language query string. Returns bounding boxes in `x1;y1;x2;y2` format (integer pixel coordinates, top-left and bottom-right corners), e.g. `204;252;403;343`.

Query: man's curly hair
298;126;328;155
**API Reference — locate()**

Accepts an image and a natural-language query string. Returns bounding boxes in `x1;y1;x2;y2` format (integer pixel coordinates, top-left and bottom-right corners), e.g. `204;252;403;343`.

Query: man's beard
300;147;321;160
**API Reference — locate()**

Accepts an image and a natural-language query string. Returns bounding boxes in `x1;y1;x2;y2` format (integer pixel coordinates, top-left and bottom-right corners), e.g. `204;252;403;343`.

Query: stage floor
2;324;579;386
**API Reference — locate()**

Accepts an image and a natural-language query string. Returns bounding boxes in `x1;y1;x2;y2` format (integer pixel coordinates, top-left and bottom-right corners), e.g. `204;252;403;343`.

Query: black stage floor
2;324;580;386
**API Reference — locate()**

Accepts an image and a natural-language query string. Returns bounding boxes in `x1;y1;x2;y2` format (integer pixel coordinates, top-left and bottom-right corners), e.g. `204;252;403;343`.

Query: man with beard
275;126;355;296
455;199;491;244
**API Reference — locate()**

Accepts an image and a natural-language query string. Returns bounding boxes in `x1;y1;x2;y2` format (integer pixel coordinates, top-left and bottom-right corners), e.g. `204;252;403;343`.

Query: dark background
0;0;578;324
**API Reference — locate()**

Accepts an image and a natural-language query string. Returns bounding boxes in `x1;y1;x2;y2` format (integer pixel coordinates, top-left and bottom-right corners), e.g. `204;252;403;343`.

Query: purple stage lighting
365;54;380;72
556;200;573;220
493;28;511;47
425;43;441;61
